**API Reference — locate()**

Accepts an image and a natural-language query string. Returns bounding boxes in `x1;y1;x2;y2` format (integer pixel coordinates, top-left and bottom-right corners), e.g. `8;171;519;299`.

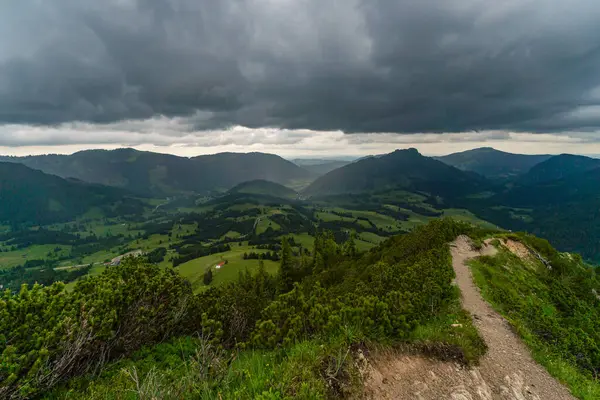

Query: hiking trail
363;236;575;399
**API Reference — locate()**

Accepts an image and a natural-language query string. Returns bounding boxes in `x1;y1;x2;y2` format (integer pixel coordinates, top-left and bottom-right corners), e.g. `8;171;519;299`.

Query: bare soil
363;236;575;399
501;238;532;261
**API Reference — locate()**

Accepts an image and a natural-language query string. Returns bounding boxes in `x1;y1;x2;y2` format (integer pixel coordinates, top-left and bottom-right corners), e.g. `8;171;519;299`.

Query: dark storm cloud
2;0;600;133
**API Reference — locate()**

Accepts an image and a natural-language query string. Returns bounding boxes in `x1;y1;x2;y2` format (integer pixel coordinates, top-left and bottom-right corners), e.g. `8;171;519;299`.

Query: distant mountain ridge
304;148;486;197
292;159;351;176
436;147;551;178
517;154;600;185
0;149;310;197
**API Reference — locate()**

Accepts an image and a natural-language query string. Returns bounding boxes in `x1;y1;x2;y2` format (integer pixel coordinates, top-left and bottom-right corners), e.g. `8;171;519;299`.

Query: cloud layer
2;0;600;135
2;120;600;158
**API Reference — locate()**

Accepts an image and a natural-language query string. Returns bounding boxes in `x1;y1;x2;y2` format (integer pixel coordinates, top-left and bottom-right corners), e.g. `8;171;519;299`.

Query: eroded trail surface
364;236;574;399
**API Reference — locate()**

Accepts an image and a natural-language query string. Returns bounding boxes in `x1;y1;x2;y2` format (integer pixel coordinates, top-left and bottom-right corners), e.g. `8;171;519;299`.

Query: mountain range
435;147;551;178
0;149;310;197
3;146;600;261
304;148;487;198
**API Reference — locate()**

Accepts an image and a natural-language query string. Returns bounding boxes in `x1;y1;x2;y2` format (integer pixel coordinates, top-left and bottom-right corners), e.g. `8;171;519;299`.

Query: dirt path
364;236;575;399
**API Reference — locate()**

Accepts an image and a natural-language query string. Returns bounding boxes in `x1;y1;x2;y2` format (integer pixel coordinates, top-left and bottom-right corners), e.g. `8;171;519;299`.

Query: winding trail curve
364;236;575;399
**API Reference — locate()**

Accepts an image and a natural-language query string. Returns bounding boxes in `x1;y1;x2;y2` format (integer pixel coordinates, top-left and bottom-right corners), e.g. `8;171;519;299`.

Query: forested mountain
0;162;141;225
435;147;550;178
304;148;486;197
228;179;298;199
0;149;310;197
462;166;600;262
517;154;600;185
292;159;351;176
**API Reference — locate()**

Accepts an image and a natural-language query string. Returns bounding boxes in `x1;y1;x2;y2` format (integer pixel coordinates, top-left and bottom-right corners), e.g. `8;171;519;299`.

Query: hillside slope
0;162;140;225
435;147;550;178
490;168;600;262
517;154;600;185
227;179;297;199
304;148;486;197
0;149;310;196
292;159;351;176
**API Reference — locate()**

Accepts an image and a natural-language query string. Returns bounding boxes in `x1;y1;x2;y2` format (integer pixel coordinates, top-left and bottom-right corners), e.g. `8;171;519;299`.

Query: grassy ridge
469;236;600;399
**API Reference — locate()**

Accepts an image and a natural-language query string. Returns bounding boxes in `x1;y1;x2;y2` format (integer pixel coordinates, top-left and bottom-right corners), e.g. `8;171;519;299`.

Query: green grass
315;208;388;230
256;217;281;235
469;247;600;399
229;203;261;212
46;337;337;399
410;288;487;365
314;211;346;222
400;211;435;230
355;239;376;252
289;233;315;250
441;209;498;230
176;246;279;292
80;249;118;265
358;232;386;244
348;210;398;231
222;231;242;239
371;189;428;203
131;234;170;251
0;245;72;269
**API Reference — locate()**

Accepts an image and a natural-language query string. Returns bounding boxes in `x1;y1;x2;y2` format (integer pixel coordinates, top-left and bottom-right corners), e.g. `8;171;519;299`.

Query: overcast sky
2;0;600;157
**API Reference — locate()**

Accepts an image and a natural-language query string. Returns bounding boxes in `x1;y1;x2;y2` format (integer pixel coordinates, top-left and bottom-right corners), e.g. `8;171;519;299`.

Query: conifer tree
203;267;213;285
343;231;358;258
278;237;294;292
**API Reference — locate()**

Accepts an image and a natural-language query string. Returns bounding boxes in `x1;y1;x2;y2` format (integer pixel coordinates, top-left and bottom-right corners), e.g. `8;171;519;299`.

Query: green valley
1;147;600;399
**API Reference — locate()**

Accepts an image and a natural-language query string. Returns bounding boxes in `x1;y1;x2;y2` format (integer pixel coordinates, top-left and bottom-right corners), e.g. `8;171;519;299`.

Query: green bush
9;218;487;398
0;259;198;398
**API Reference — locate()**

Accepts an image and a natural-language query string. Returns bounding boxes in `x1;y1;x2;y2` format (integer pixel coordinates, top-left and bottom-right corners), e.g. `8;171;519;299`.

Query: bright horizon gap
1;142;600;159
3;121;600;157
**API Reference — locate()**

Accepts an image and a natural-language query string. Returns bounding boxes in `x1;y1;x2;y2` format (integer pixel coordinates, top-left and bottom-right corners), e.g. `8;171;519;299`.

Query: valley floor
364;236;575;399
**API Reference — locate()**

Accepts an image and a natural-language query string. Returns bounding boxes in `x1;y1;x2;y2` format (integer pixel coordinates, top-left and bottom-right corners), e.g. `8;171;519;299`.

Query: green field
176;245;279;291
289;233;315;249
441;209;499;230
359;231;387;244
256;217;281;234
355;239;377;252
315;209;371;228
348;210;399;231
228;203;260;212
0;245;72;269
222;230;241;239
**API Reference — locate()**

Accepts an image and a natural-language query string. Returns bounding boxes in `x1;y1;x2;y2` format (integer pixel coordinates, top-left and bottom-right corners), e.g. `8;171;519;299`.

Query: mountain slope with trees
0;162;142;225
435;147;550;178
458;165;600;263
304;148;486;198
228;179;298;199
517;154;600;185
0;149;311;197
292;159;352;176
